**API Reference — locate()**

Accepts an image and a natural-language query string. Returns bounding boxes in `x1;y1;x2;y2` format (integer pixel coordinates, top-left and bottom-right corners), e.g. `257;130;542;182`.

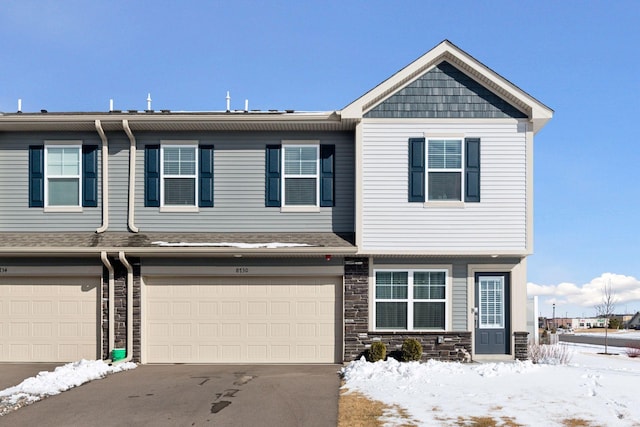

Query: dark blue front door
474;273;510;354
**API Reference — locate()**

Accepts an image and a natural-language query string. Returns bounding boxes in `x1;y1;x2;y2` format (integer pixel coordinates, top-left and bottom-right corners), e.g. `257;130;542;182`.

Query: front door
474;273;510;354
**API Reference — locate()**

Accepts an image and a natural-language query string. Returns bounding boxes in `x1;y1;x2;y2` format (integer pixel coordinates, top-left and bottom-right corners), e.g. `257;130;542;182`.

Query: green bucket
112;348;126;361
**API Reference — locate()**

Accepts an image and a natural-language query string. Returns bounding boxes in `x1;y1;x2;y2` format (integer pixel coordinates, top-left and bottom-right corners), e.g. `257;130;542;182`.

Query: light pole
552;303;556;330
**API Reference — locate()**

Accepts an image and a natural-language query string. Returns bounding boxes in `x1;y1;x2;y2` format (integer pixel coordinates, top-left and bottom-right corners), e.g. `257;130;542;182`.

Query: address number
235;267;249;274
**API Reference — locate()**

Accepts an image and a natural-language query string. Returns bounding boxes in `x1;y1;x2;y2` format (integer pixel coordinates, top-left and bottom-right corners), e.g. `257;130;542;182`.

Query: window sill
423;201;465;208
160;206;200;213
280;206;321;213
44;206;83;213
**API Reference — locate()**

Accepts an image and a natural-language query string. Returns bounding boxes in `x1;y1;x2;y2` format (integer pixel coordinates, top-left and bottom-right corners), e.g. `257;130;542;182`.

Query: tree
594;280;617;354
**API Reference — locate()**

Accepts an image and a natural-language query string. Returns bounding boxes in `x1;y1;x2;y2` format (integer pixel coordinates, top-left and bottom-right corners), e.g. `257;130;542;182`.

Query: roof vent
17;99;22;113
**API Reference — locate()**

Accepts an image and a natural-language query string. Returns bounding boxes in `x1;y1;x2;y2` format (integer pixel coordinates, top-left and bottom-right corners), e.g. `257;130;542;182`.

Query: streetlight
552;303;556;330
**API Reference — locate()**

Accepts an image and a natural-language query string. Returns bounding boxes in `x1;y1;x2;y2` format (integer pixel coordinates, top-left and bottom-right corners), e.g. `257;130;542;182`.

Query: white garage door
0;277;99;362
144;276;342;363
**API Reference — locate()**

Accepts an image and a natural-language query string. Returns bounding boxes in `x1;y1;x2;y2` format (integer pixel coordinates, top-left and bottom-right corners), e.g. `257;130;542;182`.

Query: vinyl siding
361;120;528;252
134;132;354;233
107;134;130;232
0;132;102;232
372;257;522;332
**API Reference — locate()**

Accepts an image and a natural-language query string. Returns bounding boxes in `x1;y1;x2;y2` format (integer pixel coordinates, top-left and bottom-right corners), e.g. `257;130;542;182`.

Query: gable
364;61;527;119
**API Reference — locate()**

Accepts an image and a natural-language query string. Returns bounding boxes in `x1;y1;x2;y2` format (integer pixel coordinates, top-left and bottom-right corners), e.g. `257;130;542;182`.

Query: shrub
625;341;640;358
528;343;573;365
368;341;387;362
401;338;423;362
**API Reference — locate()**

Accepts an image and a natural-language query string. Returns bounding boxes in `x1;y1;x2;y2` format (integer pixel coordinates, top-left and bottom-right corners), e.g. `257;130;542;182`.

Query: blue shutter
145;145;160;207
82;145;98;207
265;145;281;207
199;145;214;207
29;145;44;208
320;144;335;207
408;138;425;202
465;138;480;202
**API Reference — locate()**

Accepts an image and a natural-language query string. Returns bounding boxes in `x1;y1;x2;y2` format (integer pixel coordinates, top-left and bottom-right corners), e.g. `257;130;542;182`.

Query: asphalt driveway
0;364;341;427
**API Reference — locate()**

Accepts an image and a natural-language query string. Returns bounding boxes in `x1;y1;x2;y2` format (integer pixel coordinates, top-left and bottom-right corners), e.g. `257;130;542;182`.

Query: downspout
118;251;134;363
100;251;115;361
95;120;109;233
122;120;139;233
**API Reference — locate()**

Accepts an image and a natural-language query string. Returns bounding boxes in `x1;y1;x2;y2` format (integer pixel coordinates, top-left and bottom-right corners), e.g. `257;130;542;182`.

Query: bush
368;341;387;362
625;341;640;358
528;343;573;365
401;338;423;362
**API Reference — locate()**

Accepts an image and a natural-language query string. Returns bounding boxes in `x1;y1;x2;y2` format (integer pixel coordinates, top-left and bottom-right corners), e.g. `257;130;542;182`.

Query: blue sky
1;1;638;317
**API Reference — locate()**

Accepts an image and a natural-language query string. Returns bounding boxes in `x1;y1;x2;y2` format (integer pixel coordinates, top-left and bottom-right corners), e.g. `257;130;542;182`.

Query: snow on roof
151;241;314;248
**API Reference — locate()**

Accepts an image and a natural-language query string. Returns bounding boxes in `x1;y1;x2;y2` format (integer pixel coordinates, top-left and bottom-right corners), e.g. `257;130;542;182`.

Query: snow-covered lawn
0;360;136;416
341;343;640;426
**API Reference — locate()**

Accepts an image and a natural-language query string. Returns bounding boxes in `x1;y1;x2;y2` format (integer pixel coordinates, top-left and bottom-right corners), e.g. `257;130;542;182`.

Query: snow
0;360;136;416
341;343;640;426
151;241;313;248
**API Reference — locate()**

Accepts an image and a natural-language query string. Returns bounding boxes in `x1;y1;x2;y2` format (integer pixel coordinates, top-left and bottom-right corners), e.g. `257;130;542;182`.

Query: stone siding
514;331;529;361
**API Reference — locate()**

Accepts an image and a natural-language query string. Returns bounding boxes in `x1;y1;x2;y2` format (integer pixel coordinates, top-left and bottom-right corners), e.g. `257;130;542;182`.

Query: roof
0;232;356;257
0;110;357;133
342;40;553;133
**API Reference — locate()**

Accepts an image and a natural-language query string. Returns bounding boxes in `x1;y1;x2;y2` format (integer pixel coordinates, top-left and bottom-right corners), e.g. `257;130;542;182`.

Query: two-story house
0;40;552;364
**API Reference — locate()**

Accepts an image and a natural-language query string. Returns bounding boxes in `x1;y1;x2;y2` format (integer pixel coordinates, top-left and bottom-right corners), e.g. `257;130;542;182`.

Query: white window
427;139;462;201
161;144;197;206
374;269;448;330
45;145;81;207
283;144;319;206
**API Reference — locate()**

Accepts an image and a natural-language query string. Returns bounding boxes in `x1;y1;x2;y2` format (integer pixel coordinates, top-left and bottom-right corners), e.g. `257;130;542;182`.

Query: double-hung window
427;139;462;201
408;137;480;203
161;144;197;206
375;269;449;331
283;144;319;206
45;145;81;207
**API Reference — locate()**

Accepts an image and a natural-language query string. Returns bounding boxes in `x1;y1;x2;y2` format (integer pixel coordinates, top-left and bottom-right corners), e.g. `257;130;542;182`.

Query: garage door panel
0;277;99;362
144;276;342;363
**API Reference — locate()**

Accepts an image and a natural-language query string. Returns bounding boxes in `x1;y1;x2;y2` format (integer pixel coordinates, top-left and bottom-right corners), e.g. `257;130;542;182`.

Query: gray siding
365;61;527;119
142;256;344;269
0;132;103;232
107;134;130;232
134;132;354;233
372;257;522;332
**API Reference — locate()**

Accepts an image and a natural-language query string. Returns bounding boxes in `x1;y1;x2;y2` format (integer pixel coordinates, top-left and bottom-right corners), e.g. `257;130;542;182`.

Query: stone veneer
101;256;141;362
514;331;529;361
344;257;472;362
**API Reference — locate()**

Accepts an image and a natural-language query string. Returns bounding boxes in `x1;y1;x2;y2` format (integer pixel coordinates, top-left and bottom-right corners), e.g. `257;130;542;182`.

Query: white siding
361;120;528;253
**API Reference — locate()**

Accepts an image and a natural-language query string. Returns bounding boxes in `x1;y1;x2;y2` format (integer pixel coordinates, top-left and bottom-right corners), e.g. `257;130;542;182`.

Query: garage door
144;276;342;363
0;277;99;362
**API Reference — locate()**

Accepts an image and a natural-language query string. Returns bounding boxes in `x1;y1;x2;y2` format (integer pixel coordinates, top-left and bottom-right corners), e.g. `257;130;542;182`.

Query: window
427;139;462;201
283;145;319;206
45;145;81;206
375;269;448;330
144;144;213;209
408;137;480;203
161;145;197;206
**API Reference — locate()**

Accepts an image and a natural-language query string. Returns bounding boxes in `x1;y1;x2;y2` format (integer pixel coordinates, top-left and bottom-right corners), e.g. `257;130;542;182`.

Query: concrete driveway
1;364;341;427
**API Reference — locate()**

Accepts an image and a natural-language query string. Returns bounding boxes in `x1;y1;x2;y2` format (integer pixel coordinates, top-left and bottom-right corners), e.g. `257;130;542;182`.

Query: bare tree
594;280;617;354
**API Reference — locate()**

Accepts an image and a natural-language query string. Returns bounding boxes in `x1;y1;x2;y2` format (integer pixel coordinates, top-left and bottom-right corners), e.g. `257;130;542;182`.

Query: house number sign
0;267;7;273
234;267;249;274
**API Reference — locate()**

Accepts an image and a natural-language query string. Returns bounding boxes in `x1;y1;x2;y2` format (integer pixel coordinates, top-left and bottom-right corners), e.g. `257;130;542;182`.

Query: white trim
143;265;345;276
43;142;82;209
371;264;453;332
426;138;464;202
281;142;320;208
160;142;198;208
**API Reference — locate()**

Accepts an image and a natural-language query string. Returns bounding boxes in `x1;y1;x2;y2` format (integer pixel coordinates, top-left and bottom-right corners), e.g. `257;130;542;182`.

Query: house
626;312;640;330
0;40;552;364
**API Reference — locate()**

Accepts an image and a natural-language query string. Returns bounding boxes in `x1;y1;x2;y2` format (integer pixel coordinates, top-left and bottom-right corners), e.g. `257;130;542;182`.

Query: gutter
95;120;109;233
100;251;115;360
122;120;139;233
117;251;134;364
